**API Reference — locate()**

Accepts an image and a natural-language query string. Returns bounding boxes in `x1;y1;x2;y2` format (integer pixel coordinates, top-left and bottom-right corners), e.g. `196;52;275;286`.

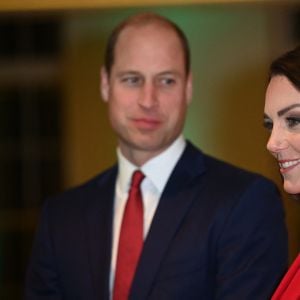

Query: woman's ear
100;67;110;102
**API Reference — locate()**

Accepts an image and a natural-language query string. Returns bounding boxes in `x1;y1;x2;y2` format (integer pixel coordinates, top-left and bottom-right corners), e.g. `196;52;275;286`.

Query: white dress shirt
109;135;186;296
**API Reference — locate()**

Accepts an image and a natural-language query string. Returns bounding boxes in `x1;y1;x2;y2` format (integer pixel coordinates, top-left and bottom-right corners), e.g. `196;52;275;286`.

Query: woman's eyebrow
278;103;300;117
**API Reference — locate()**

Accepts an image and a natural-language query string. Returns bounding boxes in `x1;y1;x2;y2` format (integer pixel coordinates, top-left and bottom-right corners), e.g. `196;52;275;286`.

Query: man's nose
138;83;157;109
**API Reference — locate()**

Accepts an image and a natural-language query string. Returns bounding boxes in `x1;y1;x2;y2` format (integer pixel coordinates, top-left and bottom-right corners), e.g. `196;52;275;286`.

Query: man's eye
122;76;141;86
286;117;300;128
263;119;273;131
159;77;176;86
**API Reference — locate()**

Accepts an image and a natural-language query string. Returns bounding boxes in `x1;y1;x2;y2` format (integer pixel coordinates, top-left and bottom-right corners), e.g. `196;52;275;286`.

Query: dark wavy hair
269;45;300;91
104;12;190;76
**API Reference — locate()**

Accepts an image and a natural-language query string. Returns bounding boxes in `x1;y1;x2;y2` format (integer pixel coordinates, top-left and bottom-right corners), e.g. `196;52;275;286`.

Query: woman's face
264;75;300;194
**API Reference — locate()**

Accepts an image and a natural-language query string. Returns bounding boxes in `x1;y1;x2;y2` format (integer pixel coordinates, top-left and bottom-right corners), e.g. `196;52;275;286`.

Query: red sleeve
272;254;300;300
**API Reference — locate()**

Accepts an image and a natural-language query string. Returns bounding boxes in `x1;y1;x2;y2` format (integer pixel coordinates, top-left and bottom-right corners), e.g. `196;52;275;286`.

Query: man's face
101;23;192;165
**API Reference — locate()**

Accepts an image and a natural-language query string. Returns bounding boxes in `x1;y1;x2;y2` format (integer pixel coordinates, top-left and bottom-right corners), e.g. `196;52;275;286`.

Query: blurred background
0;0;300;298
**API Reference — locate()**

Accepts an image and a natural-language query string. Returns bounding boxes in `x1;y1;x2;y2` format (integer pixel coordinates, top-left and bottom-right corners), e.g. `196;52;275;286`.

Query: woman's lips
278;159;300;173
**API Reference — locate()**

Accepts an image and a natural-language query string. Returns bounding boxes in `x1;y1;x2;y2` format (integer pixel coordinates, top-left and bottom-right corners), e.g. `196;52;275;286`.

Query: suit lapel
131;143;207;299
84;166;117;300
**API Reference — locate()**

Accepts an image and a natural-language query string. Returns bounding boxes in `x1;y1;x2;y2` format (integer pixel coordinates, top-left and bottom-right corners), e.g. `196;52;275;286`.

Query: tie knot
131;170;144;189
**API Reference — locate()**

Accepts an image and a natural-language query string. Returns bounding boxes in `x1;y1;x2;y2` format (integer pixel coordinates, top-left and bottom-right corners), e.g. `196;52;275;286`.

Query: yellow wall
0;0;297;12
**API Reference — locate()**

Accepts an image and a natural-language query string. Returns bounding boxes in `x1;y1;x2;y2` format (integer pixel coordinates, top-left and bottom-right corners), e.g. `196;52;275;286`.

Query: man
25;12;287;300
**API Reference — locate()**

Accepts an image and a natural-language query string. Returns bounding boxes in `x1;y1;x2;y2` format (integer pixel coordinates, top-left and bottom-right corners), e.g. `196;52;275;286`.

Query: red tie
113;170;145;300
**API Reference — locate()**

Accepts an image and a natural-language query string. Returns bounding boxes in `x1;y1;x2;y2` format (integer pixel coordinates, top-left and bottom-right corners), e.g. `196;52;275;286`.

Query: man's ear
100;66;110;102
186;72;193;104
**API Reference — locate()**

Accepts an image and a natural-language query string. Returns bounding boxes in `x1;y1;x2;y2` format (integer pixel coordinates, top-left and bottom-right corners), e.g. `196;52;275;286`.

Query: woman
264;46;300;299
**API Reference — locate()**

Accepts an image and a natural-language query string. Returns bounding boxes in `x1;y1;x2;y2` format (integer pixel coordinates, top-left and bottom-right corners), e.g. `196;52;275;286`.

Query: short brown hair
104;12;190;76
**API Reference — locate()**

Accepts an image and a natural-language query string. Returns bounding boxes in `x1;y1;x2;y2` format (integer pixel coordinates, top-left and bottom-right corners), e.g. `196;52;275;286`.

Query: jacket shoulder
44;165;118;212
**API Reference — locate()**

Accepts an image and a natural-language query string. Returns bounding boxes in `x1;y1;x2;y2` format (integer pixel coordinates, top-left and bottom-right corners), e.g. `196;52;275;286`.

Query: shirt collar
117;135;186;193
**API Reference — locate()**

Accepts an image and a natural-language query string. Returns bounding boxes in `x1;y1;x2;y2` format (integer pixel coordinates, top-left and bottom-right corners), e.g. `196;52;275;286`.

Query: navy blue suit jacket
25;142;288;299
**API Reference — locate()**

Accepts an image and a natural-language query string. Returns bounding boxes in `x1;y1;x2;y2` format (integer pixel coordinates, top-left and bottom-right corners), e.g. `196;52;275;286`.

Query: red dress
271;254;300;300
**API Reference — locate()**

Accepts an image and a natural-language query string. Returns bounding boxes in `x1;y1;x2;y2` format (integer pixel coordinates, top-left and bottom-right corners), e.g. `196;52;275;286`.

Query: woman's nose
266;127;288;154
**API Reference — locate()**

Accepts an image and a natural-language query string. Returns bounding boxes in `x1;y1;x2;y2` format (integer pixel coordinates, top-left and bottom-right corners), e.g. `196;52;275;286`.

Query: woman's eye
263;119;273;131
286;117;300;128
